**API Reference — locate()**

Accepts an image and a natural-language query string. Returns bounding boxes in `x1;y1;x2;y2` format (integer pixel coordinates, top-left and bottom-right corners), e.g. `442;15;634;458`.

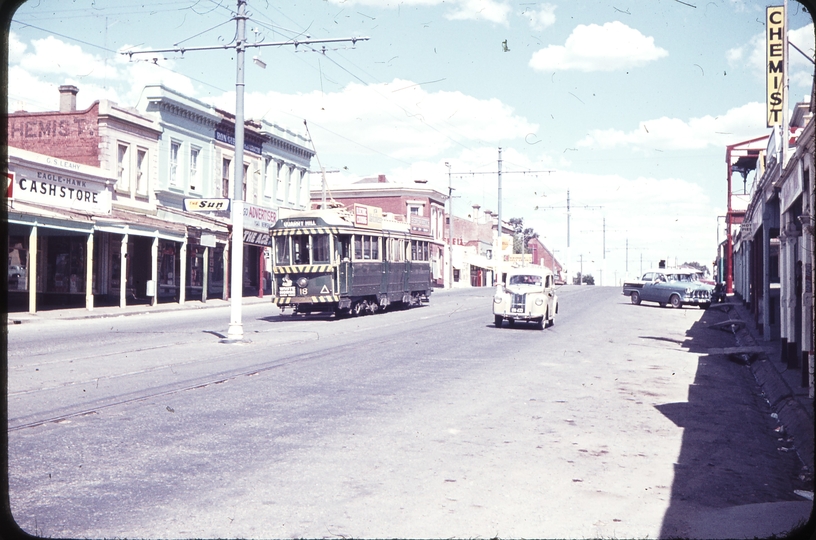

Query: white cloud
445;0;512;24
19;35;119;80
323;0;511;24
209;78;538;166
524;4;556;31
9;32;26;63
529;21;668;72
576;102;766;151
728;23;814;89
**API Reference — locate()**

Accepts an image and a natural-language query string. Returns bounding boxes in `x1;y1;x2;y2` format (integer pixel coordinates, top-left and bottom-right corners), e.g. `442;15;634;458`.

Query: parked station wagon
622;269;713;309
493;267;558;329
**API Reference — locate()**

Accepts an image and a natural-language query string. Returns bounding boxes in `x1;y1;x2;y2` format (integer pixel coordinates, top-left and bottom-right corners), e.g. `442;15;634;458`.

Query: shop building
6;84;313;313
731;92;815;395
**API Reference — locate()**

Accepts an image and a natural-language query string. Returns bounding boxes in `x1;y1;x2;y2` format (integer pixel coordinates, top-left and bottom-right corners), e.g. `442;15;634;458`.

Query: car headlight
535;298;544;306
494;296;503;304
297;277;309;288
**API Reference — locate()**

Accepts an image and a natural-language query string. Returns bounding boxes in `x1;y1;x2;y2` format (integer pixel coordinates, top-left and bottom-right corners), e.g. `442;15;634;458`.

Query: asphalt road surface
6;286;813;538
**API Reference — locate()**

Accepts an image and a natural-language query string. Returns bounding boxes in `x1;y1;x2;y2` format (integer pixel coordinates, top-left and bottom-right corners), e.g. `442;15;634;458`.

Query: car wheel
670;294;682;308
507;319;515;327
659;303;666;308
536;317;545;330
630;291;641;305
494;315;503;327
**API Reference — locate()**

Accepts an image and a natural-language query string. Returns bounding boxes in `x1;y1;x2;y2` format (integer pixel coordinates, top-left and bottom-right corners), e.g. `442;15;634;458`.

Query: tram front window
275;237;291;265
313;234;330;263
293;235;309;264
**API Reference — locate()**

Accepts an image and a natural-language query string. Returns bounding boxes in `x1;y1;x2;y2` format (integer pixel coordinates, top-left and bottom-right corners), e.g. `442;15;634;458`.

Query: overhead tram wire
236;7;479;155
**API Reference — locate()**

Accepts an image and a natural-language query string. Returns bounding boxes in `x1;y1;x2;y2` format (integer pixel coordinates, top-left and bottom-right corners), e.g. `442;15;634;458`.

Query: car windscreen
508;275;543;286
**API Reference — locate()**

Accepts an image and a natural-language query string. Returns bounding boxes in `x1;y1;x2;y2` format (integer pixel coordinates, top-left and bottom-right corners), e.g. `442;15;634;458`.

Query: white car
493;267;558;329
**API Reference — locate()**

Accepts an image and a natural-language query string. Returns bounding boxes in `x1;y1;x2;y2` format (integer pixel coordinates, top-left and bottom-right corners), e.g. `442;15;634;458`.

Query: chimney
59;85;79;112
378;174;387;183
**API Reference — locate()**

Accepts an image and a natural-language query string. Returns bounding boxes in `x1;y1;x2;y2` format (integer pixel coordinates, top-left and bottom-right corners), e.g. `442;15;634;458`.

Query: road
6;286;812;538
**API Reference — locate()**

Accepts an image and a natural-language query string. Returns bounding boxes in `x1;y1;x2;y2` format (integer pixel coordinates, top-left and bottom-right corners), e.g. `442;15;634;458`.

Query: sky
4;0;815;284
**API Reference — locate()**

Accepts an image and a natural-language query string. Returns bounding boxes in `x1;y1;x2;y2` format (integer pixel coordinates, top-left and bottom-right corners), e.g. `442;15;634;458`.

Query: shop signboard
353;203;383;229
243;202;277;232
9;156;112;214
766;5;785;127
184;198;230;212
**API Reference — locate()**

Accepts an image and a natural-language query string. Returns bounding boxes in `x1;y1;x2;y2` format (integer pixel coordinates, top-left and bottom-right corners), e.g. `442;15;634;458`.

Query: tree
683;261;708;275
508;217;539;254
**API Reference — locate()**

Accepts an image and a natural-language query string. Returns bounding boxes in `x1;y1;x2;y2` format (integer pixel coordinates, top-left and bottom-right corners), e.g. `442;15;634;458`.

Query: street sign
184;198;230;212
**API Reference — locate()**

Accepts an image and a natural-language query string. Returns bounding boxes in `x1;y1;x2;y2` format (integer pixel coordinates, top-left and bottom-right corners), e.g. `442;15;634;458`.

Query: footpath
720;298;814;485
6;296;274;325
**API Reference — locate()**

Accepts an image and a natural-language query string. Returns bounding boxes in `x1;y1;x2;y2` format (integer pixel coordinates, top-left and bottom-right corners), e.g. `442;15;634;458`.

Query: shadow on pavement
655;306;814;539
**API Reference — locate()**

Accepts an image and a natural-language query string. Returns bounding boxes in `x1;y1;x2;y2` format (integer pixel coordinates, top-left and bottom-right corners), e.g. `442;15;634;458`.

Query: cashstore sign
11;163;111;214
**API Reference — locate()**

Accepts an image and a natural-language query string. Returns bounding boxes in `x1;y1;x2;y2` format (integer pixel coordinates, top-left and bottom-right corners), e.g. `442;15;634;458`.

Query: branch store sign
10;161;111;214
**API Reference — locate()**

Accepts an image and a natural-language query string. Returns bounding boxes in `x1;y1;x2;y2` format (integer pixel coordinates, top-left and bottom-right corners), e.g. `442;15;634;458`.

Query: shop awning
93;208;187;241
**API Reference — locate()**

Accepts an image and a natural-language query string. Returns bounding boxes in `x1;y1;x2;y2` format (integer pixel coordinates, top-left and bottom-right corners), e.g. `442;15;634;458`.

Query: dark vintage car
622;269;713;309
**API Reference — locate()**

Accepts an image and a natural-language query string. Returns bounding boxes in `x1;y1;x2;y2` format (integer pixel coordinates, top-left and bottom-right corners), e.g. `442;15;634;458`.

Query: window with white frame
276;161;285;202
117;143;130;192
299;169;309;208
287;166;298;205
189;146;200;191
136;148;148;197
222;157;231;198
263;157;274;198
242;163;248;201
169;141;180;186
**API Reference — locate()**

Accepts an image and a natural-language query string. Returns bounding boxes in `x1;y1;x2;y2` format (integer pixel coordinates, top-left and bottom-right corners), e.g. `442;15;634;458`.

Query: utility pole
537;191;601;286
444;148;554;285
122;1;367;342
445;161;454;289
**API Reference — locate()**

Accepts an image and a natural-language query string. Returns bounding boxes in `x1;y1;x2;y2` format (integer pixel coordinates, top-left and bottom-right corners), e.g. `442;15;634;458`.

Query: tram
269;205;432;316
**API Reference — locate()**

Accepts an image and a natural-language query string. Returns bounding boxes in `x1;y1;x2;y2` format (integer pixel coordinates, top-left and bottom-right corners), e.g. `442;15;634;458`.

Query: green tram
269;207;432;316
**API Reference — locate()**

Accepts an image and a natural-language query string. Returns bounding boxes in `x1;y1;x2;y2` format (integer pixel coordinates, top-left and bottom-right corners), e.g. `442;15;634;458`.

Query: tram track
8;307;487;432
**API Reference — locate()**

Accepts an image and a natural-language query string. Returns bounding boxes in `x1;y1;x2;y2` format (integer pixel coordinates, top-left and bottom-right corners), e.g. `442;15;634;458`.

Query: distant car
493;267;558;329
622;269;713;309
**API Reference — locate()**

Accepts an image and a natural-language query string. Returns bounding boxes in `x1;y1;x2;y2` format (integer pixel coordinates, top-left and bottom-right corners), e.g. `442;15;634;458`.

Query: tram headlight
296;277;309;288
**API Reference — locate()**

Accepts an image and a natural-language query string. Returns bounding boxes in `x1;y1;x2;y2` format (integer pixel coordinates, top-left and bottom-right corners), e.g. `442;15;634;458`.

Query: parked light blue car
622;269;713;309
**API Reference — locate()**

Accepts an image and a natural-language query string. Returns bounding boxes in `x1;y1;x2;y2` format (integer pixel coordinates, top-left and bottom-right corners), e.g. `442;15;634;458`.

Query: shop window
208;245;225;296
47;236;85;294
8;235;28;292
188;246;205;288
158;242;177;288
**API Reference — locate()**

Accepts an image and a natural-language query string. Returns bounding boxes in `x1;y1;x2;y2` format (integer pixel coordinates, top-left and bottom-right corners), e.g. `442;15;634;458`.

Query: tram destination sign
184;198;231;212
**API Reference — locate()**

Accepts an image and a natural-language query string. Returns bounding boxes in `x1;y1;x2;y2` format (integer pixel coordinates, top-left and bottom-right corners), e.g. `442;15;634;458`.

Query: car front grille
511;293;526;311
690;289;711;299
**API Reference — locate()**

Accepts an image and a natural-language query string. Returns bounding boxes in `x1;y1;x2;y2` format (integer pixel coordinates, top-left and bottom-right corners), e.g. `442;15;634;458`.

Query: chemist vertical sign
766;5;785;127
